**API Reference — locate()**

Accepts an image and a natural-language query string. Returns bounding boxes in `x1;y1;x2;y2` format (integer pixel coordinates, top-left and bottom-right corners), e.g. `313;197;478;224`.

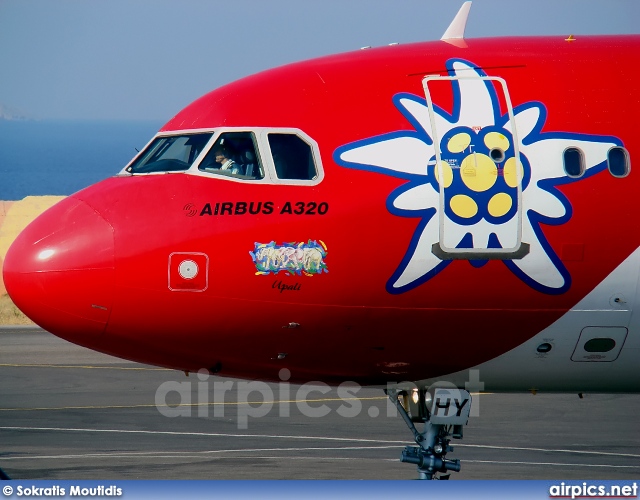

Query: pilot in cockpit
213;147;240;174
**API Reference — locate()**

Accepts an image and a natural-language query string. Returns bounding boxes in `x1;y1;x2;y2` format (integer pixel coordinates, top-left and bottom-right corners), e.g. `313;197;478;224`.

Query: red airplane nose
3;197;115;343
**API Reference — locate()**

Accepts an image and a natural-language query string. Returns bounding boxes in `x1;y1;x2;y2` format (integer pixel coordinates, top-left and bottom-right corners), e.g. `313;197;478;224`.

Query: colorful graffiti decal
334;58;622;295
251;240;328;276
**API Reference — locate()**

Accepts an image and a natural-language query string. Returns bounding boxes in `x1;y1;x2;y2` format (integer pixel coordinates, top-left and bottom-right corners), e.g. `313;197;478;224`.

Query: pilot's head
214;147;230;164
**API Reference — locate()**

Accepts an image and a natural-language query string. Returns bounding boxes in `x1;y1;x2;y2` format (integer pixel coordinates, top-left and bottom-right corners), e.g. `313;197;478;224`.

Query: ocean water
0;120;163;200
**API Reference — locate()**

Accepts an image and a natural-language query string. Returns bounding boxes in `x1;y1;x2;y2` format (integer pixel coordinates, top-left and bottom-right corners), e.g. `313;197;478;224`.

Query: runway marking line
0;447;637;470
0;396;389;412
464;459;640;469
0;392;488;412
0;426;638;460
0;445;402;460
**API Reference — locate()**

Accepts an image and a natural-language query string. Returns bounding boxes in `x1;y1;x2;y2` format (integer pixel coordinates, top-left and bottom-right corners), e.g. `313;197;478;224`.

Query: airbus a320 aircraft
3;2;639;479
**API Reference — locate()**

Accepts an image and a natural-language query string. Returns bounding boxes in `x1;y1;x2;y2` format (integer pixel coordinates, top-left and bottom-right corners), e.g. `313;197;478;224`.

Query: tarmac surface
0;327;639;480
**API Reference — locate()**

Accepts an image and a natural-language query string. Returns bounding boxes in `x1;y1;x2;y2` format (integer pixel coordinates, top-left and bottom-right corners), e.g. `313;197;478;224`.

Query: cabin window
268;133;317;180
127;133;213;173
607;147;630;178
199;132;263;179
563;147;585;178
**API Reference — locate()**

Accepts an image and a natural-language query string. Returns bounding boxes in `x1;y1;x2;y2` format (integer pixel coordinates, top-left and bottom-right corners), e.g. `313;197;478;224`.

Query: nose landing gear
386;386;472;480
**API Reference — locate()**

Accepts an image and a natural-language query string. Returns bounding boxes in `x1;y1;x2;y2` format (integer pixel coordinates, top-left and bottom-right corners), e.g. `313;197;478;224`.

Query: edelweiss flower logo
335;59;622;295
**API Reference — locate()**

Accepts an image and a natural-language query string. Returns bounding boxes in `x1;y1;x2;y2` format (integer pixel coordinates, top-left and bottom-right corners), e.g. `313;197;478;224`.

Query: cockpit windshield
123;128;322;184
126;133;213;173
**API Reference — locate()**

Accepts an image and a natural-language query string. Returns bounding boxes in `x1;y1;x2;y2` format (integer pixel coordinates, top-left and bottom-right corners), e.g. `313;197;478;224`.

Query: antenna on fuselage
440;1;472;41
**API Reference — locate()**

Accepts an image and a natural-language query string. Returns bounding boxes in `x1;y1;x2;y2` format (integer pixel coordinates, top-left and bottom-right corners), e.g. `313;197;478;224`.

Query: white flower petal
510;218;566;289
339;136;433;176
443;217;480;249
391;215;442;289
504;106;541;142
443;218;517;251
393;184;439;211
451;61;496;127
398;98;454;141
523;186;567;219
581;140;617;172
470;220;493;248
397;98;431;134
490;219;519;250
523;138;616;182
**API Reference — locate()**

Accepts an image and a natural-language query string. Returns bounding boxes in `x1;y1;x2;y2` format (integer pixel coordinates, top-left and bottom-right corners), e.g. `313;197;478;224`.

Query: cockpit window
124;127;322;184
199;131;264;179
268;133;317;180
127;133;213;173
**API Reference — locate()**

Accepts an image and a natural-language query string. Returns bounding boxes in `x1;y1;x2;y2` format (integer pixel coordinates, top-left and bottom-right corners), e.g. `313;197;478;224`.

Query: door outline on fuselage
422;75;529;260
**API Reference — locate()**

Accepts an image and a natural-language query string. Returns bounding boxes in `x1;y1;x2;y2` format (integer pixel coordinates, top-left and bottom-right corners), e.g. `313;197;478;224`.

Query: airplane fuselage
4;35;640;392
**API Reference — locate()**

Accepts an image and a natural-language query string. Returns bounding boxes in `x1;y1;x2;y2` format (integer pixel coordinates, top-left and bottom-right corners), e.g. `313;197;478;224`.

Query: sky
0;0;638;122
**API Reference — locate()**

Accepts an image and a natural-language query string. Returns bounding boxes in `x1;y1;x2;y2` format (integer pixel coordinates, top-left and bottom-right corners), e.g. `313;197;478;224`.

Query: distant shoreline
0;293;32;325
0;196;67;325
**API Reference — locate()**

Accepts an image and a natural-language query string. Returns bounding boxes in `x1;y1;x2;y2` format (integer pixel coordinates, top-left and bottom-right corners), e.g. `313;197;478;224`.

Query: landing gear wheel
386;386;471;480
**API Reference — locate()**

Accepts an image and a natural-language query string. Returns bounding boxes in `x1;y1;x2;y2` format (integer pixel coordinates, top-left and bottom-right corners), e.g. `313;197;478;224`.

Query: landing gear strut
386;386;472;480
